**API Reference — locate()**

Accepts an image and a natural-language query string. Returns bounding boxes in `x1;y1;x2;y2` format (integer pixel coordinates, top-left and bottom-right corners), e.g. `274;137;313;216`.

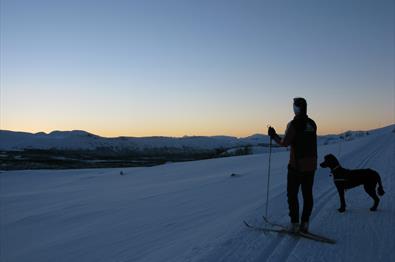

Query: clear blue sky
1;0;394;137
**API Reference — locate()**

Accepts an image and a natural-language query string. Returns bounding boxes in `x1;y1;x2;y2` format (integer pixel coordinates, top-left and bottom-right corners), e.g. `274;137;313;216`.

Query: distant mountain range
0;130;269;151
1;124;394;151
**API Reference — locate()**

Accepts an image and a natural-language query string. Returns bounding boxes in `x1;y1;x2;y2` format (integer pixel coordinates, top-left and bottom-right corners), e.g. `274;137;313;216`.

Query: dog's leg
365;185;380;211
336;185;346;212
375;171;385;196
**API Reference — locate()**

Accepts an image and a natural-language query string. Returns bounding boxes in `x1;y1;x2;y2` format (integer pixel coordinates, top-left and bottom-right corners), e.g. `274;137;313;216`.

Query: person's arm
268;123;295;147
280;122;295;147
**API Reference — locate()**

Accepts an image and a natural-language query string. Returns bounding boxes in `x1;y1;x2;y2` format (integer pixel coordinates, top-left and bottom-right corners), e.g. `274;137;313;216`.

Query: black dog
320;154;385;212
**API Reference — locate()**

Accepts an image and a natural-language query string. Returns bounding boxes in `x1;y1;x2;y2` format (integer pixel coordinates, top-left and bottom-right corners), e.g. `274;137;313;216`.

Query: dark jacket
278;115;317;172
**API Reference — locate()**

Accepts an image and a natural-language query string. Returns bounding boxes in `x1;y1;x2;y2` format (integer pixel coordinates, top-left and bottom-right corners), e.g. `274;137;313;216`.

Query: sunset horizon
2;121;394;138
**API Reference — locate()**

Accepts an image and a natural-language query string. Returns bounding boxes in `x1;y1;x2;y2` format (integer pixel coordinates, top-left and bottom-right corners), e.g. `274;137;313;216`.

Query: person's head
293;97;307;116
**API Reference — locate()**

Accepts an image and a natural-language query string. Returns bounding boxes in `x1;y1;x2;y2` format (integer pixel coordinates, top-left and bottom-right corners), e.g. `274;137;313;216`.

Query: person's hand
268;126;277;138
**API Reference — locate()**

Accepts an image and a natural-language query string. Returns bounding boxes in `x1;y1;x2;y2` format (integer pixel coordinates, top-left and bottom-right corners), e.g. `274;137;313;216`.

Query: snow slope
0;128;394;262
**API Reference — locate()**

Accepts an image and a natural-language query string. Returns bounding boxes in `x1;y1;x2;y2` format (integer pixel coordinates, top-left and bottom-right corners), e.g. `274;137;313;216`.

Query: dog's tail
375;171;385;196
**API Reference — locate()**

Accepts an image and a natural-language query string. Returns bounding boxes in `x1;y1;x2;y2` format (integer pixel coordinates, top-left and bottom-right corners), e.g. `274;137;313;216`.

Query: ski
244;221;289;234
244;221;336;244
262;216;336;244
297;230;336;244
262;215;288;229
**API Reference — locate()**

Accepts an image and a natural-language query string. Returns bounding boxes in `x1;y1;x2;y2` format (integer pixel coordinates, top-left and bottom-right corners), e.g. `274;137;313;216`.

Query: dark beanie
293;97;307;115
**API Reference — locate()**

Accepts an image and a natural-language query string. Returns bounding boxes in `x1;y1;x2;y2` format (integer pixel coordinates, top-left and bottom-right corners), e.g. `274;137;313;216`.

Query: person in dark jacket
268;97;317;233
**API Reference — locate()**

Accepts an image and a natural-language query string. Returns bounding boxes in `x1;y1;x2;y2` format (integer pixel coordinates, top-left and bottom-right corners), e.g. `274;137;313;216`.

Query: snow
0;130;262;151
0;126;394;262
1;125;393;152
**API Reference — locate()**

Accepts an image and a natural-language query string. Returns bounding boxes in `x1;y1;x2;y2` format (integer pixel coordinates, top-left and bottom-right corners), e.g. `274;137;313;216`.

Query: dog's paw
337;208;346;213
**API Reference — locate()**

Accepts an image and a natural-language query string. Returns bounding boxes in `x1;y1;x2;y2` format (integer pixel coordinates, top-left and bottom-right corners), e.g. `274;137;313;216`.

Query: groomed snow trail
1;128;394;262
196;131;395;262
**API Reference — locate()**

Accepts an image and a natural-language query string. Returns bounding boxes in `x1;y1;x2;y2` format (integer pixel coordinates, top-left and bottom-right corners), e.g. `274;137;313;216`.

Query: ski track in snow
0;129;394;262
194;132;395;262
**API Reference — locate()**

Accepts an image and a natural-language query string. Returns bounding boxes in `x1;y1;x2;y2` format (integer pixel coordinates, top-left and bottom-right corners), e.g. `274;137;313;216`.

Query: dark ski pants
287;168;315;223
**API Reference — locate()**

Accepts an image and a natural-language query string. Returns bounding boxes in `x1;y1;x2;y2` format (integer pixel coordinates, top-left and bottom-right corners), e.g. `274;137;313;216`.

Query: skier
268;97;317;233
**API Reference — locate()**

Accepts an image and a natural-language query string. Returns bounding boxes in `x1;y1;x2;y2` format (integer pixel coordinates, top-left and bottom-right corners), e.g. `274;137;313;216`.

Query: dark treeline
0;146;254;170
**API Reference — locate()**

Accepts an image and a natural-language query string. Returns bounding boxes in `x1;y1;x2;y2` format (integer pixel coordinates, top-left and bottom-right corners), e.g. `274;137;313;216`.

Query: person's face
293;104;301;115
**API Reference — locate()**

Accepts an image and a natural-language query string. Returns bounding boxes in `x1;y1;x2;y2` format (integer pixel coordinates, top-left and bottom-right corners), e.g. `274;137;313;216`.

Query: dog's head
320;154;340;169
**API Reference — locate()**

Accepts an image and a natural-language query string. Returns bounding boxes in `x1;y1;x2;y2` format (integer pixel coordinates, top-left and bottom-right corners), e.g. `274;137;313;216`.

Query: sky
0;0;394;137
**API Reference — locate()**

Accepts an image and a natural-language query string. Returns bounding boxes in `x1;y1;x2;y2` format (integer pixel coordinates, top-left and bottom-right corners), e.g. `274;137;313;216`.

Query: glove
268;126;281;141
268;126;277;138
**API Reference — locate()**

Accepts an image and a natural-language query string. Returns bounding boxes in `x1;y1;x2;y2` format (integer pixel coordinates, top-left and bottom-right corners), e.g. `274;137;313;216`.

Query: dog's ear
320;154;330;168
327;154;335;160
328;154;340;166
320;161;327;168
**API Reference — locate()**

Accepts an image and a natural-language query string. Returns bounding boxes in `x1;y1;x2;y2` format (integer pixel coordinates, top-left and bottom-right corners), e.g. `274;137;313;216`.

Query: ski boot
288;222;300;233
300;222;309;233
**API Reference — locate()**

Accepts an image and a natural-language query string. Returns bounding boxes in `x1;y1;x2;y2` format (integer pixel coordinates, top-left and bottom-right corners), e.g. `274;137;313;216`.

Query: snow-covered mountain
0;124;394;262
0;130;267;151
1;125;393;151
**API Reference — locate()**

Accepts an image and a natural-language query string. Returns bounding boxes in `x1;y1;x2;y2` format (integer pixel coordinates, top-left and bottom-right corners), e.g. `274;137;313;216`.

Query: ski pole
265;137;272;217
338;129;344;159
